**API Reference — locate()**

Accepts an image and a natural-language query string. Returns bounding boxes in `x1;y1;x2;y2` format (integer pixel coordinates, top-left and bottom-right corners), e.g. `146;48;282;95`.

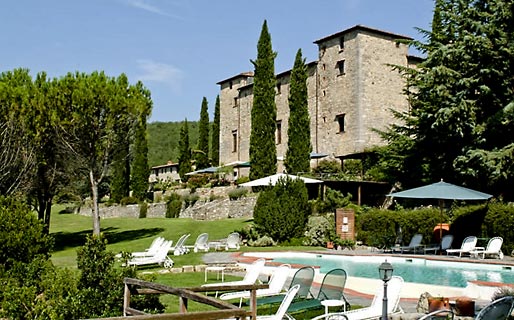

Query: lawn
49;203;252;268
48;204;328;318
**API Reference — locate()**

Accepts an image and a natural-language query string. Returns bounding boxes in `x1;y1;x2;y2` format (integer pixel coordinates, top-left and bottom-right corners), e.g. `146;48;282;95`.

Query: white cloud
120;0;185;20
136;59;184;93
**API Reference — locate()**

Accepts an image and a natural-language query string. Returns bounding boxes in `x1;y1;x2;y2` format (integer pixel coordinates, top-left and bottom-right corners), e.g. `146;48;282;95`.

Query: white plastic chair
220;264;291;307
470;236;504;259
125;240;174;268
312;276;404;320
446;236;477;257
171;233;190;256
257;284;300;320
185;233;210;253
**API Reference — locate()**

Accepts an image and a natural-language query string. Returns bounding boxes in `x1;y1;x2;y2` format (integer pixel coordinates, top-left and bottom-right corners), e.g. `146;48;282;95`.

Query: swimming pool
261;252;514;288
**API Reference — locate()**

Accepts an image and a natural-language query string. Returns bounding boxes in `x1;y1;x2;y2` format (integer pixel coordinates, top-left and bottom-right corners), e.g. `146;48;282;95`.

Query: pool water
271;253;514;288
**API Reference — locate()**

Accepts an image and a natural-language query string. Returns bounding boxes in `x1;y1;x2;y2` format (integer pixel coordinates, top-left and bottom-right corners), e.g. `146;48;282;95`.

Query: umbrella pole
438;199;444;244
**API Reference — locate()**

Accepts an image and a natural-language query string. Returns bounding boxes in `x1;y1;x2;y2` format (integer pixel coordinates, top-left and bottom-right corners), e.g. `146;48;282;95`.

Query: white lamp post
378;260;394;320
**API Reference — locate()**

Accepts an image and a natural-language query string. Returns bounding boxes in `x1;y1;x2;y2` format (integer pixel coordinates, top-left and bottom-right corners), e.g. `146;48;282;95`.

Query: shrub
165;193;183;218
313;159;341;174
253;176;310;243
183;194;200;208
248;235;276;247
303;214;333;246
139;202;148;218
311;188;352;214
187;174;210;191
228;188;248;200
236;176;250;185
120;196;138;206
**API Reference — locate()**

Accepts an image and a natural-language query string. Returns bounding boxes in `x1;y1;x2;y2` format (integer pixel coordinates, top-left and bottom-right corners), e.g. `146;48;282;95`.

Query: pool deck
203;248;514;312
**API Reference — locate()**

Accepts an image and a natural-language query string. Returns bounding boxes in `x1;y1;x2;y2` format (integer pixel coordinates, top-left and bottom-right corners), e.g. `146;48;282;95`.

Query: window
276;82;281;94
233;97;238;107
336;114;345;133
229;81;233;89
337;60;345;75
276;120;282;144
232;130;238;152
339;36;345;51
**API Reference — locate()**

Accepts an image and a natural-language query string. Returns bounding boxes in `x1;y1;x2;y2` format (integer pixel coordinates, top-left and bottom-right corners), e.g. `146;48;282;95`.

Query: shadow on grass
52;227;165;252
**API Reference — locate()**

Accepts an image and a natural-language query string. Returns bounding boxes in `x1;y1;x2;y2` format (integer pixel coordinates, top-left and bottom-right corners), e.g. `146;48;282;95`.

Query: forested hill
147;121;199;167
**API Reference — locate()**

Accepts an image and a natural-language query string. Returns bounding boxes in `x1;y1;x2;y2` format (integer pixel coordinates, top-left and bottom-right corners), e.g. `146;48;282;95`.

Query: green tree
249;20;277;180
109;75;132;203
131;82;152;201
195;97;210;169
285;49;311;174
379;0;514;198
211;95;221;166
0;69;36;197
59;72;139;235
178;119;192;181
253;177;310;243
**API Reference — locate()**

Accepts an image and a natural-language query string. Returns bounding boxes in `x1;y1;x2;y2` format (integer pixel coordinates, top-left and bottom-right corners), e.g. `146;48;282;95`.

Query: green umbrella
388;180;492;240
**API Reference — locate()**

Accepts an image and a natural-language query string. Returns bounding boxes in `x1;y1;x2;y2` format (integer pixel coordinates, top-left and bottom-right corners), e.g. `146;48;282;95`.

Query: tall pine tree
196;97;210;169
285;49;311;174
131;82;152;201
249;20;277;180
211;95;220;166
178;119;192;182
380;0;514;198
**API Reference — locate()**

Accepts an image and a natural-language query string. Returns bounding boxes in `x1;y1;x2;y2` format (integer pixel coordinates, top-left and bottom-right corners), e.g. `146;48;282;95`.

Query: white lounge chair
423;234;454;255
470;236;504;259
312;276;404;320
115;236;166;259
446;235;477;257
220;264;291;307
125;240;174;268
256;284;300;320
203;258;266;289
185;233;210;253
225;232;241;250
171;233;190;256
391;234;423;253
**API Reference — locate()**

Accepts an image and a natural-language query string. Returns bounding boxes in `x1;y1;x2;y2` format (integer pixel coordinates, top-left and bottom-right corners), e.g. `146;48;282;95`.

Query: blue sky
1;0;434;122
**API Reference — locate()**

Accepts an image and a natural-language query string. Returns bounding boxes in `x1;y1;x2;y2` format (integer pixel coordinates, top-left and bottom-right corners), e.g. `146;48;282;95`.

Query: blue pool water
270;253;514;288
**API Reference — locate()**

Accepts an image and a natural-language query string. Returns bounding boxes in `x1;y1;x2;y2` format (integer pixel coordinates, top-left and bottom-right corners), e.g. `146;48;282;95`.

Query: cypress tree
285;49;311;174
211;95;220;166
196;97;210;169
178;119;192;182
131;82;151;201
249;20;277;180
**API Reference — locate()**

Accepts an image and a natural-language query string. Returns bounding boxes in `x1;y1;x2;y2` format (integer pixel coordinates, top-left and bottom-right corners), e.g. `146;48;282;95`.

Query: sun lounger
391;234;423;253
446;236;477;257
470;236;504;259
125;240;174;268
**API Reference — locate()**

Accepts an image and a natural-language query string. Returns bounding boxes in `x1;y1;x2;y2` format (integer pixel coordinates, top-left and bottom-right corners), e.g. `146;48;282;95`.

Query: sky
1;0;435;123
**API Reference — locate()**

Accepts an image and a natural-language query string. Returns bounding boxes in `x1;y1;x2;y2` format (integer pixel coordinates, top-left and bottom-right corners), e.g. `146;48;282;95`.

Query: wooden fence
90;277;269;320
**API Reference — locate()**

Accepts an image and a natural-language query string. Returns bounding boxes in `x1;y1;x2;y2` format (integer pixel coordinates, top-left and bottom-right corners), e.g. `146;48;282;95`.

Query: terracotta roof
314;24;413;44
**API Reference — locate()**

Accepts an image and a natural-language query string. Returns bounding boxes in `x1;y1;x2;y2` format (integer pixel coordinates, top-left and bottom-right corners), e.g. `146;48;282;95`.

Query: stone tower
217;25;420;177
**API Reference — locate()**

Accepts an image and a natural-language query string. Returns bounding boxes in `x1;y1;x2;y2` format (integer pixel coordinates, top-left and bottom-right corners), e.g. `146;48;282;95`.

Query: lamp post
378;260;394;320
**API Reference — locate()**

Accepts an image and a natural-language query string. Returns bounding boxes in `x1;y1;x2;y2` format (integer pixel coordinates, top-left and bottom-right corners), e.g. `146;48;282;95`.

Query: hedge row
355;202;514;255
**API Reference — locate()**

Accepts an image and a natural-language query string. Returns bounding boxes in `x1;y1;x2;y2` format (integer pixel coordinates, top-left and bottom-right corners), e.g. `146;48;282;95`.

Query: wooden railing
92;277;269;320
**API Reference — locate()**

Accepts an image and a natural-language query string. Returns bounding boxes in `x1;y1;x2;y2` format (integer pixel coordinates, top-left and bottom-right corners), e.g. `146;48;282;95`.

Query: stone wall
76;187;256;220
218;25;415;168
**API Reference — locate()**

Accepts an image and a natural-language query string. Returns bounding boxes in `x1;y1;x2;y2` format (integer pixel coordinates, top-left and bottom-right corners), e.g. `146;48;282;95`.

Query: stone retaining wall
76;187;256;220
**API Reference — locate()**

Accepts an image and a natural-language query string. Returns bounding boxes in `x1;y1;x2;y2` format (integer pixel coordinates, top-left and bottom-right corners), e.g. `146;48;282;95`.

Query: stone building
217;25;421;177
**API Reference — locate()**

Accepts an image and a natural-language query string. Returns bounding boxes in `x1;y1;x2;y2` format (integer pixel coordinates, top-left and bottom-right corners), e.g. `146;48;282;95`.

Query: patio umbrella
387;180;492;240
310;152;329;159
185;166;218;175
239;173;323;187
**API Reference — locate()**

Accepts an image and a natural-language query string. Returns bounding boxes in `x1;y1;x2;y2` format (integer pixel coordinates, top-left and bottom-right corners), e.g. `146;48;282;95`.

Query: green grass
49;203;252;268
48;204;328;317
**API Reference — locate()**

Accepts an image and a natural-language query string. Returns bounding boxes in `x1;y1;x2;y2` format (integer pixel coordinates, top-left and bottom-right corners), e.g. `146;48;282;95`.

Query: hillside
147;121;199;167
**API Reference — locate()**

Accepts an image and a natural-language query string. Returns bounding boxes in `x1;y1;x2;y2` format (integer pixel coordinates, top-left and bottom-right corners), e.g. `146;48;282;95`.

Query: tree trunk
90;170;101;235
